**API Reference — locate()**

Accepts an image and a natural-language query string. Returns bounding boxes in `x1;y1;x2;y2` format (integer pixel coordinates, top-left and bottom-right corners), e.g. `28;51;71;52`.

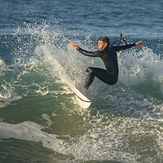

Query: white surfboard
54;58;91;108
68;82;91;109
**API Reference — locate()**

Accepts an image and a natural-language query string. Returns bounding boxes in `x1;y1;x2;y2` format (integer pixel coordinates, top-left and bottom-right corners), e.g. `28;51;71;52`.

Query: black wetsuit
77;43;135;89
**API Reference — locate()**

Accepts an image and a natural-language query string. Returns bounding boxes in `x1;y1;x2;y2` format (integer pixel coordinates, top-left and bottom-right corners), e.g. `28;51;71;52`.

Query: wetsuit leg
85;67;95;89
85;67;118;89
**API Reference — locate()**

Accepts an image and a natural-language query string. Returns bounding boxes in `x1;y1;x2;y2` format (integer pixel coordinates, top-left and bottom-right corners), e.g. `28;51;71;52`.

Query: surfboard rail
68;82;91;109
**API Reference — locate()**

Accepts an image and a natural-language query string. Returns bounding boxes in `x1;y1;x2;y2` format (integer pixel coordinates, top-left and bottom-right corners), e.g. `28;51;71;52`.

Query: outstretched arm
69;44;103;57
114;41;144;51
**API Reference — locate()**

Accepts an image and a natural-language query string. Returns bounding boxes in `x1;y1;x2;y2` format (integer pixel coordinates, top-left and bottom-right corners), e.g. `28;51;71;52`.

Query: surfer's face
98;41;107;50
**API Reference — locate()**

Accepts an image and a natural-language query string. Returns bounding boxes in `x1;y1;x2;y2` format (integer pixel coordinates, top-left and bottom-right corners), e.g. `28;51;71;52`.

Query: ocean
0;0;163;162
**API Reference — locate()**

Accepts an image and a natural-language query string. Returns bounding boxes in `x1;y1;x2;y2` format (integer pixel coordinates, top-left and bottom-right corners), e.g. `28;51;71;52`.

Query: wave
0;23;163;110
0;120;140;162
0;18;163;163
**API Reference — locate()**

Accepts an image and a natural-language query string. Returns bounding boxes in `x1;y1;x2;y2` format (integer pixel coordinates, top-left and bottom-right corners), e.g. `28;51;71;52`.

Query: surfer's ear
105;42;108;48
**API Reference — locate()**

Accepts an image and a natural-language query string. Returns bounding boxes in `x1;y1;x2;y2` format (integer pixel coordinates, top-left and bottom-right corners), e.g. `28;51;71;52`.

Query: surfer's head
98;36;110;50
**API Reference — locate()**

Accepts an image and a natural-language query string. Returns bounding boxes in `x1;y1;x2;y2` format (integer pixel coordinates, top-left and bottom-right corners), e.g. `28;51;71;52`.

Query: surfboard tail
68;82;91;109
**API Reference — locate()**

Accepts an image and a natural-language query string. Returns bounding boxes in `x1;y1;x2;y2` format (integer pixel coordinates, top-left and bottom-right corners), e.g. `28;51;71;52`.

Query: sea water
0;0;163;162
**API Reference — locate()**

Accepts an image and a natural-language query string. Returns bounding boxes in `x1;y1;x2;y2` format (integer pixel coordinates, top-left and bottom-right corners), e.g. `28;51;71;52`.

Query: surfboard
53;57;91;108
67;82;91;109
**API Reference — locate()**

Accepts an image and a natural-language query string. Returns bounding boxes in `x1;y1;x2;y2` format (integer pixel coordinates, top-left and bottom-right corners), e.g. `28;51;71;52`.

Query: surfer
112;34;127;46
70;36;144;89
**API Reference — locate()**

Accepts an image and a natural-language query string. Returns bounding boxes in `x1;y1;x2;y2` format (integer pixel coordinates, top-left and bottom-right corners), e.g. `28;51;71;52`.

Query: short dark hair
99;36;110;45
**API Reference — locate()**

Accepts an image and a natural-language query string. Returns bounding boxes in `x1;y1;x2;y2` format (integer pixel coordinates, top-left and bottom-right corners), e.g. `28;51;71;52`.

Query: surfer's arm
77;47;102;57
69;44;102;57
114;41;144;51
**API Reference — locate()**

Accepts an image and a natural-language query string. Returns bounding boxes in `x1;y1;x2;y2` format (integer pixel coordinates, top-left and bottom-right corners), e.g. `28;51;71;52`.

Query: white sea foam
0;59;5;66
1;115;162;162
35;84;49;95
119;46;163;87
0;85;22;108
42;113;53;126
0;121;63;151
0;120;140;162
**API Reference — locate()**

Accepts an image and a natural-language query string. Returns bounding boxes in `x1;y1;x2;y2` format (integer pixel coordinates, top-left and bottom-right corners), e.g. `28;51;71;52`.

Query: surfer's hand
69;44;78;49
135;41;144;47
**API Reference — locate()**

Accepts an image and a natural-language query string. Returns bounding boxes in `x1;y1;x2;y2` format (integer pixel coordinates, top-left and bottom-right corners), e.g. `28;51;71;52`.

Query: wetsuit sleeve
114;43;135;51
77;47;103;57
